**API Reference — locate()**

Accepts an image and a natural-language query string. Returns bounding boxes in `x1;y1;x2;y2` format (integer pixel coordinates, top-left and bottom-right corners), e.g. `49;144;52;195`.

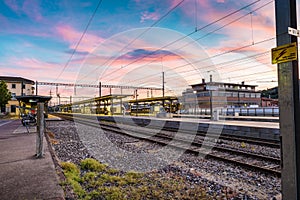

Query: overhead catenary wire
91;0;263;84
163;57;272;81
127;51;271;84
54;0;103;83
77;0;186;83
103;0;274;87
126;0;273;83
118;36;276;87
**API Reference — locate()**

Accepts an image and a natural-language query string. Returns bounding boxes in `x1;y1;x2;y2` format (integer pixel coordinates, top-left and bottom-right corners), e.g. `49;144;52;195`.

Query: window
22;84;25;89
226;92;232;97
232;92;238;97
12;84;16;89
11;93;16;99
11;105;16;113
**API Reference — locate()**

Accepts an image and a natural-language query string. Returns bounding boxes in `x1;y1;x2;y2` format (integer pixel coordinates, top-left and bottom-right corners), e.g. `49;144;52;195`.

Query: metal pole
21;81;24;96
162;72;165;98
210;90;213;120
209;75;213;120
275;0;300;199
99;82;102;97
162;72;165;111
36;102;44;158
35;81;38;95
135;89;138;117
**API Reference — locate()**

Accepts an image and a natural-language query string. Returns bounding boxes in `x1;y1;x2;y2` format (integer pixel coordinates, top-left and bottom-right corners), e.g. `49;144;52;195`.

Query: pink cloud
140;11;160;22
22;0;43;21
180;0;275;41
4;0;43;21
56;25;105;53
178;0;276;73
2;57;78;89
4;0;20;13
0;13;9;26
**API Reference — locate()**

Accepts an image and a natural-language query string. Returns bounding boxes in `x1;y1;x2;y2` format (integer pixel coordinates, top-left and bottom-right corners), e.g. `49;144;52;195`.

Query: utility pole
162;72;165;98
274;0;300;199
99;82;102;97
21;81;24;96
209;74;213;120
135;89;138;117
162;71;165;111
35;81;38;95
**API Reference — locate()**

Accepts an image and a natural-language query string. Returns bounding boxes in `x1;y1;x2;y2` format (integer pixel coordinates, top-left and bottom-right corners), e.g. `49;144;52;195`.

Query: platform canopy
128;96;178;104
16;95;52;103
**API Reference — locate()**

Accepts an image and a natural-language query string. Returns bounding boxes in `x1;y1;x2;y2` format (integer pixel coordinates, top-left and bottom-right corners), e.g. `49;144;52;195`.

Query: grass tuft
60;159;212;200
80;158;107;172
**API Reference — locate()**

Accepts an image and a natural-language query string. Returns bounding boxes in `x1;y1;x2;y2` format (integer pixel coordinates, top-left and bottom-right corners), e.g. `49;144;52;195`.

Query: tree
0;80;11;112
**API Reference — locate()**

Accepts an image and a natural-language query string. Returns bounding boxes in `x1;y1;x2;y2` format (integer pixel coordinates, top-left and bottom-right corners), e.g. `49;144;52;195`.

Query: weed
61;162;85;197
80;158;107;172
60;160;213;199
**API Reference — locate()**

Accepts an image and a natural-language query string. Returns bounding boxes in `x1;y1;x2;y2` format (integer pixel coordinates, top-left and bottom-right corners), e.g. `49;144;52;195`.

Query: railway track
50;113;281;176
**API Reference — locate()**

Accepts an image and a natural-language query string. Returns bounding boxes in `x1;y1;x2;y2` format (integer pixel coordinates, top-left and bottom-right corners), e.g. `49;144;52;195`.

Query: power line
88;0;262;83
138;51;270;83
54;0;103;83
77;0;186;83
118;36;276;87
113;0;273;85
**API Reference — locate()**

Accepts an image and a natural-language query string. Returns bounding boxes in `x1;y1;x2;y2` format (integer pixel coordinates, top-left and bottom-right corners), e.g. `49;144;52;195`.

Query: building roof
128;96;178;103
15;95;52;103
190;81;257;88
0;76;35;84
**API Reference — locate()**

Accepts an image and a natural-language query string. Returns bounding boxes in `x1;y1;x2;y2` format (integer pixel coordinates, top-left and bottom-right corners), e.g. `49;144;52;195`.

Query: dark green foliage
261;87;278;99
0;81;11;110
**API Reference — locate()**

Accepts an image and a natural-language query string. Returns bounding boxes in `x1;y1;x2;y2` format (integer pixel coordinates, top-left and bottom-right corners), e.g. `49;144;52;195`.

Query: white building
0;76;35;114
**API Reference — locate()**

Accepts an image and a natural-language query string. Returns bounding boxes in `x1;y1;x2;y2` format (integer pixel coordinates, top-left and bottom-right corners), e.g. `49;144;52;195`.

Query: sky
0;0;295;102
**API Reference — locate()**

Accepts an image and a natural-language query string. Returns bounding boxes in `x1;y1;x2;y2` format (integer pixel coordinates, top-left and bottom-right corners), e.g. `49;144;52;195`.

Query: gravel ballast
47;120;281;200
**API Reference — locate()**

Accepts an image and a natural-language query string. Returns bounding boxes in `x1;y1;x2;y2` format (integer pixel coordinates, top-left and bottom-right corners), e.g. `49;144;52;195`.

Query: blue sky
0;0;285;97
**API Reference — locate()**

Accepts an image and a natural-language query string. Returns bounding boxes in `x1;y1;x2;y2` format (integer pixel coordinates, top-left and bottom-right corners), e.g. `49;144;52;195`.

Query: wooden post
36;102;45;158
275;0;300;198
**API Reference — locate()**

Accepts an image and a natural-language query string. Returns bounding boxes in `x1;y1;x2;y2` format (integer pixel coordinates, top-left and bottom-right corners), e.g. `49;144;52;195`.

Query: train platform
164;115;279;129
0;119;64;200
174;114;279;122
92;113;280;141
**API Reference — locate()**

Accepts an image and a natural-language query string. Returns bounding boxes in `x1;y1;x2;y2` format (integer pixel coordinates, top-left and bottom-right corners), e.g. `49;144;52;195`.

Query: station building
182;79;261;111
0;76;35;115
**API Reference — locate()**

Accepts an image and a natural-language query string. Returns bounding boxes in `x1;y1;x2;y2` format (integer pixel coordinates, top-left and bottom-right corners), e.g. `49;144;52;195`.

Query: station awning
16;95;52;103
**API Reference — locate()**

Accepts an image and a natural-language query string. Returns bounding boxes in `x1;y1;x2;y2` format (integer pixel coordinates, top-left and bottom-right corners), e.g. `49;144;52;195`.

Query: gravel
46;120;281;200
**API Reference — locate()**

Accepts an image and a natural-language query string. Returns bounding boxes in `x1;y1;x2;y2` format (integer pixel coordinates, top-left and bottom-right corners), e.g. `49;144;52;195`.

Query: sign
271;42;297;64
288;27;300;37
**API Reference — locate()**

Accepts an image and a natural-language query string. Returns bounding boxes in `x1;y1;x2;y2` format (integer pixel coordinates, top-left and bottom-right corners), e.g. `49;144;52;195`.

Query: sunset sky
0;0;294;101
